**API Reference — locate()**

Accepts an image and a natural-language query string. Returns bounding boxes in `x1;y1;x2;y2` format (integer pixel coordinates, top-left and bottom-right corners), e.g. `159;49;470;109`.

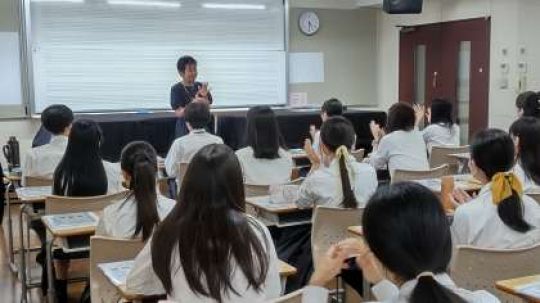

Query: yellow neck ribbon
491;172;523;205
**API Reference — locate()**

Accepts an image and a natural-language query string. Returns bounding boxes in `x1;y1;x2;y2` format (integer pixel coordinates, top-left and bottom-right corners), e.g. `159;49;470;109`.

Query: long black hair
363;182;466;303
430;98;455;128
120;141;160;242
320;116;357;208
386;102;416;133
151;144;269;302
53;119;107;196
246;106;285;159
510;117;540;186
471;129;532;233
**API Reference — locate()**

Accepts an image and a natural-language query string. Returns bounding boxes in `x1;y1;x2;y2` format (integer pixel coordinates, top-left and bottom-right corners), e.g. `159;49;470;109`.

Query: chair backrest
45;190;129;215
429;145;469;173
451;243;540;301
244;184;271;198
311;206;363;264
392;164;450;184
268;289;303;303
351;149;365;162
89;236;145;303
176;162;189;183
527;192;540;204
24;176;53;187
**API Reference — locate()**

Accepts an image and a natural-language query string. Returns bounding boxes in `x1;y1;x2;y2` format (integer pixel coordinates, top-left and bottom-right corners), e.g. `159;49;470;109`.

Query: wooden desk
99;259;298;302
245;196;312;227
496;275;540;302
347;226;363;237
42;212;98;303
412;174;482;194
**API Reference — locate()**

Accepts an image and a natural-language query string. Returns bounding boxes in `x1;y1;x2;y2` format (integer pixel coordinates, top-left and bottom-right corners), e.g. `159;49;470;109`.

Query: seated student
297;116;377;208
367;102;429;175
515;91;536;118
304;182;499;303
96;141;175;240
510;117;540;192
164;102;223;177
414;99;460;151
521;91;540;119
451;129;540;249
310;98;344;152
22;104;73;181
235;106;293;185
126;144;281;302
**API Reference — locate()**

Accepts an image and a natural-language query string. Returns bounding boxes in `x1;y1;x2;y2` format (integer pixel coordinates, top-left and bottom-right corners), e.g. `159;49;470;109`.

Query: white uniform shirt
96;193;175;239
451;183;540;249
368;130;429;174
164;129;223;177
296;156;378;208
422;123;460;151
126;216;281;302
102;161;124;194
235;147;293;185
513;163;540;193
302;274;499;303
22;135;68;181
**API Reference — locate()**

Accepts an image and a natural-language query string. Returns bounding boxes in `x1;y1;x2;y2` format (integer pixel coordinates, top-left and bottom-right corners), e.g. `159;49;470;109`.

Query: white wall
376;0;540;129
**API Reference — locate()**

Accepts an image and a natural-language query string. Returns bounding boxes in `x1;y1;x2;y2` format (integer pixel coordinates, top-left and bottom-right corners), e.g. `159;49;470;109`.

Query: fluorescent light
31;0;84;3
202;3;266;10
108;0;181;8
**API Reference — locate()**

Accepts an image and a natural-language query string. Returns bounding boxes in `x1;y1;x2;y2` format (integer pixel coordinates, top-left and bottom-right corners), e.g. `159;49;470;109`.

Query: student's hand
174;107;185;117
309;125;317;140
448;188;473;208
304;139;320;168
309;245;348;287
414;104;425;126
369;121;383;141
340;239;384;284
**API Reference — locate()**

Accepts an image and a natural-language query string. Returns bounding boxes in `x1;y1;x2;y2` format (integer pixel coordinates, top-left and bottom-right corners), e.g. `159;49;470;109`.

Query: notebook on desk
43;212;99;231
517;281;540;299
98;260;134;286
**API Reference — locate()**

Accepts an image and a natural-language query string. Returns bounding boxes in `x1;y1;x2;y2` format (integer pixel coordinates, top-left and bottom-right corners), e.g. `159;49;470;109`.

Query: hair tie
416;272;435;280
335;145;349;159
492;172;523;205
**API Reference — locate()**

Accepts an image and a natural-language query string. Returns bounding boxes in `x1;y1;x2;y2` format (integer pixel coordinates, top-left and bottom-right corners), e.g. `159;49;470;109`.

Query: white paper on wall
288;52;325;84
0;32;23;105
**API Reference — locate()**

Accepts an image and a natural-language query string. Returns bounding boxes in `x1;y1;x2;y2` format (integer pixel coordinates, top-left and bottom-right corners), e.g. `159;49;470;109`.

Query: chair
351;149;365;162
24;176;53;187
526;192;540;204
175;162;189;185
451;243;540;301
89;236;145;303
45;190;129;215
311;206;364;264
429;145;469;174
268;289;303;303
244;184;271;198
391;164;450;184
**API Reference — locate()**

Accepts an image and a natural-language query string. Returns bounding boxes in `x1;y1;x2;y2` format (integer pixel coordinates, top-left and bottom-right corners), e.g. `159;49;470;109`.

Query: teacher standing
170;55;213;138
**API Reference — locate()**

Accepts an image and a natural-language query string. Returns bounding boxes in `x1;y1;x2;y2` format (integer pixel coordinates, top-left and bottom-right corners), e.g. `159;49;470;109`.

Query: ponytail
411;275;467;303
131;154;160;241
492;173;532;233
336;146;358;208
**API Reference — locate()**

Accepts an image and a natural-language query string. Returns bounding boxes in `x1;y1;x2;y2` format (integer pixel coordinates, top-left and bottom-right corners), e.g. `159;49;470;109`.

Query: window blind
30;0;286;112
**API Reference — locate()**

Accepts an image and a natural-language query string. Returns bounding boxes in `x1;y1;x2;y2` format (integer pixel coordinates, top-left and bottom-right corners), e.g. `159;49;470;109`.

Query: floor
1;204;85;303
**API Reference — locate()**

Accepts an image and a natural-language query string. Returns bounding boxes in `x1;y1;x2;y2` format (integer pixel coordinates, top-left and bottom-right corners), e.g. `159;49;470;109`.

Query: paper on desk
517;282;540;298
15;186;52;199
43;212;98;230
98;260;134;286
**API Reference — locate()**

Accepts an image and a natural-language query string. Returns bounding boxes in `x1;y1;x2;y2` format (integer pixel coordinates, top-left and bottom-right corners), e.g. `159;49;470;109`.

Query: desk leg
46;236;56;303
19;205;28;303
6;181;18;273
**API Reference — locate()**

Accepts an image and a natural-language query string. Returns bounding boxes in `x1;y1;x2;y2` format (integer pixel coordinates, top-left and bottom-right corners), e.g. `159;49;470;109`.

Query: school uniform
368;130;429;175
95;193;175;239
126;216;281;302
296;156;378;208
102;161;125;194
235;147;293;185
164;129;223;177
451;183;540;249
302;274;499;303
513;163;540;192
22;135;68;182
422;123;460;151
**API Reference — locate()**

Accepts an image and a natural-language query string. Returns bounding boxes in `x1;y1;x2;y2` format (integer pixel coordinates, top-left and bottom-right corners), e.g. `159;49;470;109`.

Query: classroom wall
376;0;540;130
288;8;379;107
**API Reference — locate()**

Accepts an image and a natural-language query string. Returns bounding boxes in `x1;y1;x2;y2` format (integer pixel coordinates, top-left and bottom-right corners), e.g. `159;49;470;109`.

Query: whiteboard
0;32;23;105
289;52;325;84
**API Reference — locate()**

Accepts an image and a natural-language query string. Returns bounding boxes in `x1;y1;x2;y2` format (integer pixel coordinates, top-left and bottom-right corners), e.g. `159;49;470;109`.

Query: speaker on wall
383;0;423;14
